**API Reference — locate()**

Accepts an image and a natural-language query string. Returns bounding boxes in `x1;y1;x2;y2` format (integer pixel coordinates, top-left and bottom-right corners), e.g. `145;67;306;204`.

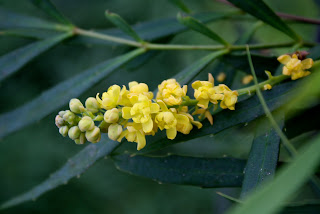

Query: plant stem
74;27;315;51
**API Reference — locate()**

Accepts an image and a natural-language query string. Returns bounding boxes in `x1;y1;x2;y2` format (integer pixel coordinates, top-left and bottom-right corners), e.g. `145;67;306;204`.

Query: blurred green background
0;0;319;213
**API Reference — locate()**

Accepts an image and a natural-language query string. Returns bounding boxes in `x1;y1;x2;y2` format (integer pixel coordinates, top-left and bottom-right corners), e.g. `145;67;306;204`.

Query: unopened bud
59;126;69;137
85;126;101;143
68;126;81;140
69;98;85;114
55;115;65;128
104;108;119;123
59;110;66;117
85;97;99;113
108;123;122;141
78;116;95;132
63;110;76;125
75;133;86;145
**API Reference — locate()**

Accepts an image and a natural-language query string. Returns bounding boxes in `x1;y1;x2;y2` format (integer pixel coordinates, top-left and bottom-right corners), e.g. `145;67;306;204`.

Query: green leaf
30;0;72;25
308;45;320;61
105;11;143;42
177;13;229;46
0;48;145;139
139;81;298;154
168;0;191;13
174;49;229;85
0;138;119;210
227;0;300;41
0;32;72;82
0;7;66;31
226;133;320;214
0;29;63;39
112;154;246;187
240;111;284;199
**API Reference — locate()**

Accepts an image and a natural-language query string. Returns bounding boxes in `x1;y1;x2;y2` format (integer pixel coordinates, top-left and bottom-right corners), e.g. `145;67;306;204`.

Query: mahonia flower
277;54;313;80
155;100;178;139
156;79;187;106
122;94;160;133
215;84;238;110
192;80;224;109
96;85;121;110
117;122;146;150
263;84;272;90
127;81;153;100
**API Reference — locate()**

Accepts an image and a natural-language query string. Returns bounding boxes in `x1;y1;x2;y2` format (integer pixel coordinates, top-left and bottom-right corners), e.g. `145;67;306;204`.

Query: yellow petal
166;128;177;140
192;121;202;129
277;55;291;64
197;99;209;109
129;81;138;90
142;118;153;133
136;131;146;150
182;85;188;95
157;100;168;111
150;103;160;113
122;107;132;119
205;111;213;125
208;73;214;84
191;81;203;89
117;130;128;142
301;58;313;70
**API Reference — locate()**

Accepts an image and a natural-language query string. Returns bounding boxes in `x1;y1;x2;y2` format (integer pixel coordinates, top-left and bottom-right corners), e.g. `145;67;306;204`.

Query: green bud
85;126;101;143
78;116;95;132
75;133;86;145
68;126;81;140
85;97;99;113
63;110;76;125
55;115;65;128
69;98;85;114
59;126;69;137
99;121;110;133
104;108;119;123
108;123;122;141
59;110;66;117
94;114;104;121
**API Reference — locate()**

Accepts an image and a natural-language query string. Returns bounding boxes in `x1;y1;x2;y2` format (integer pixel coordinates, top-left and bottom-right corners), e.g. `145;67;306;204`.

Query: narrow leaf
105;11;143;42
177;13;229;46
240;111;284;199
226;134;320;214
174;49;229;85
168;0;191;13
0;48;145;139
227;0;300;41
0;7;66;31
0;32;72;82
113;154;246;187
0;138;119;210
30;0;72;25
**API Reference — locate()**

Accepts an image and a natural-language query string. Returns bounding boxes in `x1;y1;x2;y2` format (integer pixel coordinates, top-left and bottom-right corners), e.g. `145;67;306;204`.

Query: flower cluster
278;52;314;80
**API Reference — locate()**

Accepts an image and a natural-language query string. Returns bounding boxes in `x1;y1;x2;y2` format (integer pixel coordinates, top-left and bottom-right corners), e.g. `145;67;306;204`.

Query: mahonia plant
55;51;314;150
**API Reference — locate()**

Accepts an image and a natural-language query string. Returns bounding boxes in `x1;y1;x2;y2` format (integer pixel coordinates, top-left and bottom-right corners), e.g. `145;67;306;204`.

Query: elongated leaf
1;29;63;39
169;0;191;13
226;133;320;214
0;7;65;30
174;49;229;85
240;111;284;199
30;0;72;25
105;11;143;42
138;81;298;154
0;138;119;210
0;48;145;139
227;0;300;41
177;13;229;45
0;32;72;82
113;154;246;187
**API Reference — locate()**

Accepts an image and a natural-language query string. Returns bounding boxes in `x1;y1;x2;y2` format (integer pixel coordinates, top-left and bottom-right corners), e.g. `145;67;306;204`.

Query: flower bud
104;108;119;123
78;116;95;132
55;115;65;128
68;126;81;140
63;110;76;125
59;110;66;117
85;97;99;113
69;98;85;114
75;133;86;145
108;123;122;141
85;126;101;143
59;126;69;137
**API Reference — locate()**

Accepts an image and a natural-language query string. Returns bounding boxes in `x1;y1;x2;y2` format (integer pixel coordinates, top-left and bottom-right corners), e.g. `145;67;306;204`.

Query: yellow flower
263;84;272;90
156;79;187;106
96;85;121;110
122;94;160;133
127;81;153;100
277;54;313;80
192;80;224;109
216;84;238;110
242;75;253;85
117;122;146;150
217;72;226;82
155;100;178;139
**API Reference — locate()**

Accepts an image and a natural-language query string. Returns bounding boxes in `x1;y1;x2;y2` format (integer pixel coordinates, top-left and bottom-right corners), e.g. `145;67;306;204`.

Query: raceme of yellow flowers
55;52;314;150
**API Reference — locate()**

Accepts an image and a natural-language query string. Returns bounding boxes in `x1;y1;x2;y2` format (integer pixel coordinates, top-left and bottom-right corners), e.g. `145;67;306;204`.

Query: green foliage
1;0;320;213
